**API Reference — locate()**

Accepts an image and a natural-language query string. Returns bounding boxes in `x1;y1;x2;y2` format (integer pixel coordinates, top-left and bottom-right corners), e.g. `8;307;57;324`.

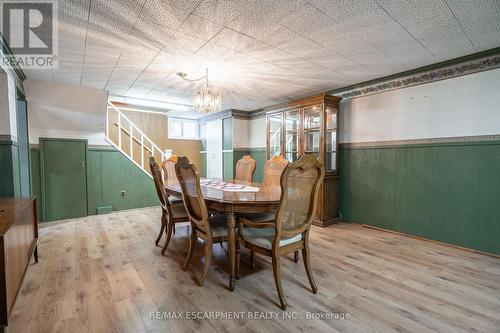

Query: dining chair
149;156;190;255
236;153;325;310
242;155;293;266
234;155;256;182
175;156;228;286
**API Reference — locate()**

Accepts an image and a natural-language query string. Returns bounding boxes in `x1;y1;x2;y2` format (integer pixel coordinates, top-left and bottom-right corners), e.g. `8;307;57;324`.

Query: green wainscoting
223;151;233;180
30;148;42;220
30;146;158;221
87;148;157;215
0;140;21;198
339;140;500;255
200;152;207;177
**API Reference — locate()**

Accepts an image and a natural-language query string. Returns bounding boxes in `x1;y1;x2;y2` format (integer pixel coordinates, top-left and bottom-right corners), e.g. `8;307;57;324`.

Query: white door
206;119;222;178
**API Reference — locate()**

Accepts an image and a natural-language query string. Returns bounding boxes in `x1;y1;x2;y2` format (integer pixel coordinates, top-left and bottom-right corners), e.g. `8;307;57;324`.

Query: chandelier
177;68;221;113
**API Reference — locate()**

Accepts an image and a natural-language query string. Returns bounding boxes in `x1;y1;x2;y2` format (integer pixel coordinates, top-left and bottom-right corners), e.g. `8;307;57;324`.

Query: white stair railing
105;101;168;178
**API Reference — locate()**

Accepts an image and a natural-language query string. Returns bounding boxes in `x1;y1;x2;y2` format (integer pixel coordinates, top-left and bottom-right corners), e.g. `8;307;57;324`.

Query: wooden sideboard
0;197;38;330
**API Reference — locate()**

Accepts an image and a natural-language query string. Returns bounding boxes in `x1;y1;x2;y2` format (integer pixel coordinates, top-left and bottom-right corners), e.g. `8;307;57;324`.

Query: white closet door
206;119;222;179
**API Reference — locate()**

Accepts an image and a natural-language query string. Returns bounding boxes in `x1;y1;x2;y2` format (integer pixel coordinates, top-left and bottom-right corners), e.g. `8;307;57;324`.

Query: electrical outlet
121;190;126;196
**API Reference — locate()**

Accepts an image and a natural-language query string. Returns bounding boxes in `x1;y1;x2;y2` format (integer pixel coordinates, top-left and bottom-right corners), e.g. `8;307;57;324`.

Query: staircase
105;101;169;178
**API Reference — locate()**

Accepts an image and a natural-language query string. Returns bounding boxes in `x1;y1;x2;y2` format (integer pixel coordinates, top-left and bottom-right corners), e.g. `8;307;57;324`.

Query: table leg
227;212;236;291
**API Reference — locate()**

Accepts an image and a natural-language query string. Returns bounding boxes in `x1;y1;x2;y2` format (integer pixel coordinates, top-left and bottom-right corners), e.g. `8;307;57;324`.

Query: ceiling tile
407;14;475;59
210;28;275;61
140;0;194;30
375;0;449;28
446;0;500;51
193;0;254;25
132;18;175;50
262;26;324;58
279;2;336;40
178;14;224;41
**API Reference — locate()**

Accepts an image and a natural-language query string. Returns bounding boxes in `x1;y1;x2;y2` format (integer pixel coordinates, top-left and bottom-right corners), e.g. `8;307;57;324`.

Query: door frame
39;138;89;221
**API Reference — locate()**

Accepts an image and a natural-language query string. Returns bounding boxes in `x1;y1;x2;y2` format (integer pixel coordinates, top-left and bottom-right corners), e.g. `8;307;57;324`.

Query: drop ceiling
21;0;500;114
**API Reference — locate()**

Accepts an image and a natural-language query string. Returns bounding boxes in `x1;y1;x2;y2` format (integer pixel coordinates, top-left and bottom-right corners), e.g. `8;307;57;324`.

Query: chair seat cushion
168;196;183;205
238;213;275;223
241;227;302;250
196;214;228;238
170;204;188;219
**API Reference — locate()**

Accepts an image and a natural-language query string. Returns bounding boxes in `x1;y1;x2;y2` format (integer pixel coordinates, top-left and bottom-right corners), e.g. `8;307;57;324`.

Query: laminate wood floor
6;207;500;333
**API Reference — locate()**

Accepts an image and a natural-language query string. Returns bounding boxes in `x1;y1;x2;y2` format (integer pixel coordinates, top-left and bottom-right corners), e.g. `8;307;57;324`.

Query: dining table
164;178;281;291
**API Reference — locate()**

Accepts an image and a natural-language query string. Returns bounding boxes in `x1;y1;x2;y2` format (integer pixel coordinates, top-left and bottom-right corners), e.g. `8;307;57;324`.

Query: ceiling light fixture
176;68;221;114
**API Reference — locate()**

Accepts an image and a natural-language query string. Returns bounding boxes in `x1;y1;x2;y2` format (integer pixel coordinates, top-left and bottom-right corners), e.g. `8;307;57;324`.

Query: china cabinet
265;93;341;226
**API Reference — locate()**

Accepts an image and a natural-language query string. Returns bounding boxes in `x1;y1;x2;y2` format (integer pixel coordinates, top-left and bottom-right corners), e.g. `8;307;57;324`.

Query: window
168;118;199;139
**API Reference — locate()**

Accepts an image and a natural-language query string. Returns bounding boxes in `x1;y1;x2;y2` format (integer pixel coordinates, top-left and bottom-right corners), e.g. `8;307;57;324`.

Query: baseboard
362;224;500;259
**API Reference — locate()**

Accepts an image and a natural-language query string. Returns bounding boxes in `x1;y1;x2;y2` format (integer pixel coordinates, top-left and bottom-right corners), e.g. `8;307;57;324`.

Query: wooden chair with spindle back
234;155;256;182
174;156;228;286
236;153;325;310
149;156;190;255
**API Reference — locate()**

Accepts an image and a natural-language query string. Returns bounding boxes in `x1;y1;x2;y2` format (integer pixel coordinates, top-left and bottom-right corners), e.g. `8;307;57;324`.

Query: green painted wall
339;140;500;255
30;146;158;221
0;141;20;198
200;152;207;178
223;151;234;180
87;148;158;215
30;148;42;220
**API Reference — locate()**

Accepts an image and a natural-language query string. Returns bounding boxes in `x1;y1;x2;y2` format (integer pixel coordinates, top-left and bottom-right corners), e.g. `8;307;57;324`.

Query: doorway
40;138;88;221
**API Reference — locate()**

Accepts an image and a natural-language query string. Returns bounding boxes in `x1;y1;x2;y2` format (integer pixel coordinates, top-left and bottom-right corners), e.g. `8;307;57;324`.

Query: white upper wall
249;117;266;148
0;71;18;139
232;118;249;149
340;68;500;143
230;117;267;149
24;79;109;145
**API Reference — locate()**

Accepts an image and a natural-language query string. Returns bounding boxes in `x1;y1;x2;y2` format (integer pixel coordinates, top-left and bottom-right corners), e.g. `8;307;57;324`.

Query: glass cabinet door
303;105;321;160
284;109;300;162
325;106;338;172
268;113;282;157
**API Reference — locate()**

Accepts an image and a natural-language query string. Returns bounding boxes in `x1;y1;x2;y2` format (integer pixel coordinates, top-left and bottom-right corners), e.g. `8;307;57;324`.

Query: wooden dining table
164;178;281;291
